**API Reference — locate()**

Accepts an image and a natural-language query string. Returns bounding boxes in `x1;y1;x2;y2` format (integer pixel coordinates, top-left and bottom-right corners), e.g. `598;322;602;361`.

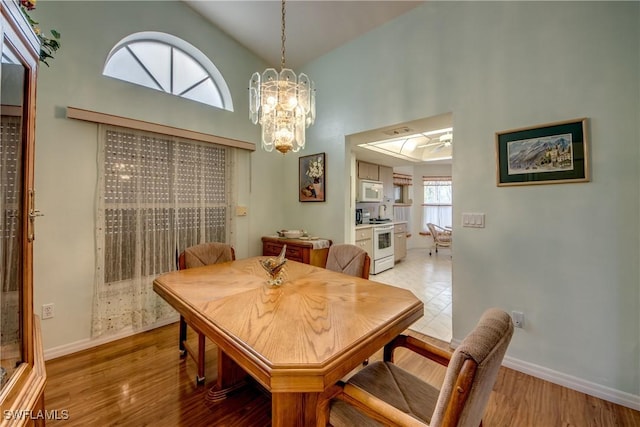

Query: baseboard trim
502;355;640;411
450;338;640;410
43;316;179;361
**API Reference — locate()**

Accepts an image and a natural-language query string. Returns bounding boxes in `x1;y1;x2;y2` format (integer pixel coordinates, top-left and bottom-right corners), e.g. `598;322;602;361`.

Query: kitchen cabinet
355;227;374;258
262;237;331;267
357;161;379;181
394;223;407;262
379;166;393;203
0;1;46;421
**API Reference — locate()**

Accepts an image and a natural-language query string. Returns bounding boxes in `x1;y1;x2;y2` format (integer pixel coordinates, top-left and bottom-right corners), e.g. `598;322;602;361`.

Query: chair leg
180;316;207;385
179;316;187;357
196;333;206;385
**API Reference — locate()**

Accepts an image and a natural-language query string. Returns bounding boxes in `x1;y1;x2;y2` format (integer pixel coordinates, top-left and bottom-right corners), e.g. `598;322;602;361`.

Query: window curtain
393;205;411;234
92;125;233;337
421;176;452;233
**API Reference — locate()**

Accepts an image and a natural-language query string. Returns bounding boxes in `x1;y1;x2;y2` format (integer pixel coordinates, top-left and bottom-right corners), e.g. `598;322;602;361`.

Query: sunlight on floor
371;247;452;342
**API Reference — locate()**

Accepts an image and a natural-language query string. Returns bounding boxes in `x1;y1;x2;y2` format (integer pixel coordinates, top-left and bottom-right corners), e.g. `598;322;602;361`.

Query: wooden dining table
153;256;423;426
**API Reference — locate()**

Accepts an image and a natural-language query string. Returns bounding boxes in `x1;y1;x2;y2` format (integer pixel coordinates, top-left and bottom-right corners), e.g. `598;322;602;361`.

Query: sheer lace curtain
92;125;233;337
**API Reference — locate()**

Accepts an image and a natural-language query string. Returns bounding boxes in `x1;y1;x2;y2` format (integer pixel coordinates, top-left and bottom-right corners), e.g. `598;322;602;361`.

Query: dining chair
177;242;235;385
427;223;452;256
316;308;514;427
324;243;370;279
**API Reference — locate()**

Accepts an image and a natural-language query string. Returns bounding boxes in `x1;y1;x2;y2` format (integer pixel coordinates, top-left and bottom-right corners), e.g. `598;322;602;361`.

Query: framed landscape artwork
495;118;590;186
299;152;326;202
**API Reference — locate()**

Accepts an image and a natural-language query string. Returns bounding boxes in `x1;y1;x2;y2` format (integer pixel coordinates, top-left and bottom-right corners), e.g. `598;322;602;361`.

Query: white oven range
372;224;394;274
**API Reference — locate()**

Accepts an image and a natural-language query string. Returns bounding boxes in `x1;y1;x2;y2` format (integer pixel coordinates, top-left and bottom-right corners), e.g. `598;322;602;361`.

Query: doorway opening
345;112;454;343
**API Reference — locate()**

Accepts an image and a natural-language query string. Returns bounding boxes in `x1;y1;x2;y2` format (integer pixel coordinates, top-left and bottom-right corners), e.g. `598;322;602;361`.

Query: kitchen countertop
355;220;407;230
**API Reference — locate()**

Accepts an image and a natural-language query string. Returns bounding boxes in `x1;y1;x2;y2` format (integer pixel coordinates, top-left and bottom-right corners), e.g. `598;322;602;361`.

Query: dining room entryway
372;247;452;342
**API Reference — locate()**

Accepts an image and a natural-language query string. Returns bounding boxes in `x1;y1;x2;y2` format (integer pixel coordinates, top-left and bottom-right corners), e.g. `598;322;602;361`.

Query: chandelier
249;0;316;154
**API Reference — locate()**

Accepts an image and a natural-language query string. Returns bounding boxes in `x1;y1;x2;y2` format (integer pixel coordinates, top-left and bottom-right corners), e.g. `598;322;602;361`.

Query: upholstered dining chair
324;243;371;279
177;242;235;385
427;223;452;256
316;308;514;427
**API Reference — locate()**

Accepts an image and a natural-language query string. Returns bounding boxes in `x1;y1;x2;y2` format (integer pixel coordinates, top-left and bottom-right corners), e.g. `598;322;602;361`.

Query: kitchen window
421;176;452;233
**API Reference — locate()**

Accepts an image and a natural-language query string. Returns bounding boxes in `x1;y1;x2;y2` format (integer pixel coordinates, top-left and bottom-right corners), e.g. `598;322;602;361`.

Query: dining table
153;256;423;426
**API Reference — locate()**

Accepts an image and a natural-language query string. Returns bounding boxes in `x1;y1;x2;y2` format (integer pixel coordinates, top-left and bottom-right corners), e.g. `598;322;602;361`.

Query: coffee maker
355;208;363;225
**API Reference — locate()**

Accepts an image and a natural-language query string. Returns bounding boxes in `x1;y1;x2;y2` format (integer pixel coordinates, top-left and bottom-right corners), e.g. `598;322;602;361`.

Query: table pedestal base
206;379;248;402
207;348;250;403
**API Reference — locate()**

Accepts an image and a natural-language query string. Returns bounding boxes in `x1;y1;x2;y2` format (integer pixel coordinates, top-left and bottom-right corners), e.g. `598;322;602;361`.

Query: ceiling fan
417;131;453;151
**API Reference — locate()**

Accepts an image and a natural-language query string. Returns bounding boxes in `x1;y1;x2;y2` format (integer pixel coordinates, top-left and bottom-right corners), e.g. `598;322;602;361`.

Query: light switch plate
462;213;485;228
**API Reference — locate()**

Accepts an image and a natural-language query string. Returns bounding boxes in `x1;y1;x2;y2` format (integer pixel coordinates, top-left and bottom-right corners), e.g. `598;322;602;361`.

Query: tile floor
371;247;452;342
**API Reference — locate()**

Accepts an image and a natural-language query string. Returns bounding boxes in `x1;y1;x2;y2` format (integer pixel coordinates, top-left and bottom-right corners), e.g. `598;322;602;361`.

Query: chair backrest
427;223;451;245
427;223;438;239
178;242;235;270
325;244;370;279
430;308;514;427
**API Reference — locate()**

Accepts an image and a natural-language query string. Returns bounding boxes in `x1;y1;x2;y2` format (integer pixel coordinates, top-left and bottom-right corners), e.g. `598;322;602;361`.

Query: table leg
271;392;319;427
206;348;248;402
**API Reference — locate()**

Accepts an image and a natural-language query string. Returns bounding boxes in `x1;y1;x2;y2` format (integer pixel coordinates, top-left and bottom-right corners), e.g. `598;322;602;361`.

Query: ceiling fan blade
419;141;443;148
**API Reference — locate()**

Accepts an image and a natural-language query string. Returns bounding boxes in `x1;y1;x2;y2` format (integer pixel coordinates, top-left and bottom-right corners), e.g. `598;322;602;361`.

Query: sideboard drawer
261;237;332;267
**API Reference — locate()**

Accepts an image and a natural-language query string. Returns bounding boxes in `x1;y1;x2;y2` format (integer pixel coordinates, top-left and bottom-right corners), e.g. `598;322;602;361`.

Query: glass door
0;35;27;390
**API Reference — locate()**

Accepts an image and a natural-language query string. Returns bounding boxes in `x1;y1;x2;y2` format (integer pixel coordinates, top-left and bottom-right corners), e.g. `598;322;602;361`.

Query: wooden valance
67;107;256;152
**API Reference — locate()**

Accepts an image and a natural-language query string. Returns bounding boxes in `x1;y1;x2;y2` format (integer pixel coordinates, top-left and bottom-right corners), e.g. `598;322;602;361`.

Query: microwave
358;180;384;202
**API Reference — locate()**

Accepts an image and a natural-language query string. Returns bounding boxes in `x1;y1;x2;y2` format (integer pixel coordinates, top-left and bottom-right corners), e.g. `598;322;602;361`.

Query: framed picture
299;153;325;202
495;118;589;186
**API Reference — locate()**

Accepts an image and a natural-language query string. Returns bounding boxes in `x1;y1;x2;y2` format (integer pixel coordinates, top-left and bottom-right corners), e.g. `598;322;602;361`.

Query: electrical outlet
42;303;55;319
511;311;524;328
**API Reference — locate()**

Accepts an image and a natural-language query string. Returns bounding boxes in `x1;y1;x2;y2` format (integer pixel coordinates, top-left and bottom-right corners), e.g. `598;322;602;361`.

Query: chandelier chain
281;0;286;70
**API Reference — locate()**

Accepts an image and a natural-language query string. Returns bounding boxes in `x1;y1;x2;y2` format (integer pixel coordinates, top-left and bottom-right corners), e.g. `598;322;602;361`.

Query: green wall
284;1;640;402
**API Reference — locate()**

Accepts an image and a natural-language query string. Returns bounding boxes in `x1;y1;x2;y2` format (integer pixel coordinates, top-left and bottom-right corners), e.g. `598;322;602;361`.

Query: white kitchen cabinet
355;226;373;258
357;161;379;181
379;166;394;204
394;222;407;262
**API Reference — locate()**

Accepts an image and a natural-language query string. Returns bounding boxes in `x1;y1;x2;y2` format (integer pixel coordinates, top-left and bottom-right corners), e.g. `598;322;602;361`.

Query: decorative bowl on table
283;230;303;239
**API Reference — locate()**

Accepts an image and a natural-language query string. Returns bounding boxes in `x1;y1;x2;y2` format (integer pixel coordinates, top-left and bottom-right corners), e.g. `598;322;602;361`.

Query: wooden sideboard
261;236;332;267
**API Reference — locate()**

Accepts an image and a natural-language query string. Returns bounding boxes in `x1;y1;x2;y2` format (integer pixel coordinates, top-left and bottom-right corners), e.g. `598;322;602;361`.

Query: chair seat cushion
330;361;439;426
436;233;451;243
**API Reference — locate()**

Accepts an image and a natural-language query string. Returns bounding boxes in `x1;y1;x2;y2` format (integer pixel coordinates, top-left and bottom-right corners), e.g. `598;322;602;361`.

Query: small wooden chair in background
177;242;235;385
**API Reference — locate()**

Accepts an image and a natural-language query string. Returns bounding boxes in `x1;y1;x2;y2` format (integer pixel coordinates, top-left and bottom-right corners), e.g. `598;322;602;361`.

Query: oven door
373;225;394;260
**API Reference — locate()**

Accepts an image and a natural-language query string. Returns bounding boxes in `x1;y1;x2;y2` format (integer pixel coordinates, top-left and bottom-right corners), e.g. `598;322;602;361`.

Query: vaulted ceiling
182;1;423;69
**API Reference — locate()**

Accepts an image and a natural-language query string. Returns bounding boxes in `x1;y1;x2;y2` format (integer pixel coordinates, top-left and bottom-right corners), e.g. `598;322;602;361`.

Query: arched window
103;32;233;111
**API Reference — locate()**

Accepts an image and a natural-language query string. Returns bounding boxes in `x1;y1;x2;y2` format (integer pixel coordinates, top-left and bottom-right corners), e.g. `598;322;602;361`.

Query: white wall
31;1;282;350
283;1;640;402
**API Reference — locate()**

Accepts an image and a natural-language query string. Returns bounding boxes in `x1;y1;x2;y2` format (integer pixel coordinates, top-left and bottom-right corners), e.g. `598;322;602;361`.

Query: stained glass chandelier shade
249;0;316;154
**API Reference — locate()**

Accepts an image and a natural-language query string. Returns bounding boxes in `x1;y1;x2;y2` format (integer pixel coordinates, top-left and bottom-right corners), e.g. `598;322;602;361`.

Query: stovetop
368;218;392;224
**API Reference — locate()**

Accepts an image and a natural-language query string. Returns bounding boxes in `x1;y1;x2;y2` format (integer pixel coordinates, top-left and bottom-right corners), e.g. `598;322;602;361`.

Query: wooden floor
44;322;640;426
